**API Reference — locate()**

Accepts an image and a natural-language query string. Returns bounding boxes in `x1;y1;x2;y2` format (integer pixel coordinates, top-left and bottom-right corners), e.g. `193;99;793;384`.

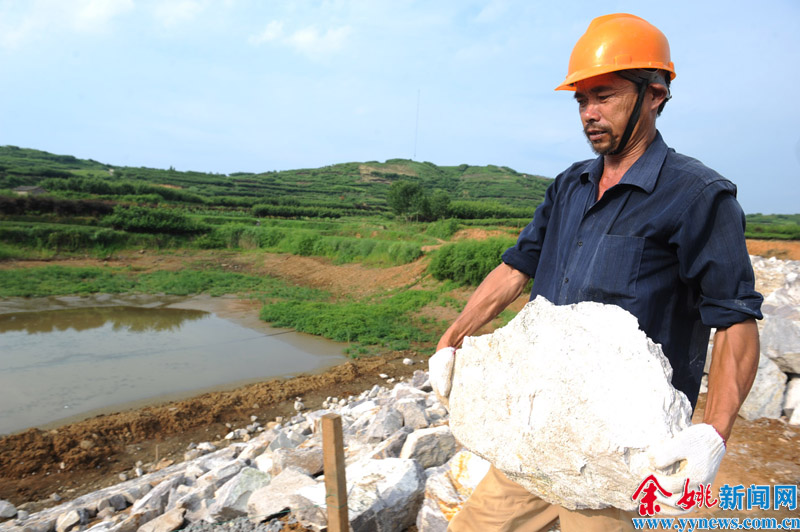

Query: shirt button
577;241;583;246
564;277;569;283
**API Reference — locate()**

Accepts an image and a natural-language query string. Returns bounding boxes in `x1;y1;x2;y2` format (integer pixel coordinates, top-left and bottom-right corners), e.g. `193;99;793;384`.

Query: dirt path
1;239;798;517
746;239;800;261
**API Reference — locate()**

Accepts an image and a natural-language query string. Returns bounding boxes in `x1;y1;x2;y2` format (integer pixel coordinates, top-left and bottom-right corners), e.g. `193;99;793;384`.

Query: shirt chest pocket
582;234;645;301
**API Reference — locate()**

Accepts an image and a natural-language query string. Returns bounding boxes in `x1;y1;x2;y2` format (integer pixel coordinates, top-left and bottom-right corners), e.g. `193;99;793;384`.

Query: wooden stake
322;413;349;532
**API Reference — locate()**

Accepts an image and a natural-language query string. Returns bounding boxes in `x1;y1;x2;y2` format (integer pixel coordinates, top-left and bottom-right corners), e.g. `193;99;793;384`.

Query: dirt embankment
0;239;799;514
0;351;426;511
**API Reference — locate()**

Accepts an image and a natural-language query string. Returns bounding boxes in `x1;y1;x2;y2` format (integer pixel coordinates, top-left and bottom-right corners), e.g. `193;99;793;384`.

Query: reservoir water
0;297;346;435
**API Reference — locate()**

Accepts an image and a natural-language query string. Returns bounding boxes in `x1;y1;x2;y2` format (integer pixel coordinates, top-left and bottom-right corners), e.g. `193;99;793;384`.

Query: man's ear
648;84;669;112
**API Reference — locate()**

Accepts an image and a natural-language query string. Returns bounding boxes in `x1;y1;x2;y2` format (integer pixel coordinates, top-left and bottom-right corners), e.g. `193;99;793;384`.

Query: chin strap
610;69;671;156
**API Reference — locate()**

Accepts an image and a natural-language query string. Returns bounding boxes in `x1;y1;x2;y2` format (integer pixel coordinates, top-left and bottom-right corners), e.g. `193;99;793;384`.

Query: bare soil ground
746;239;800;261
1;239;799;522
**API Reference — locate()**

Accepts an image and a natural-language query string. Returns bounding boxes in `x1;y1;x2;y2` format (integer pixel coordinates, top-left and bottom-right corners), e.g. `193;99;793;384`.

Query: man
432;13;763;532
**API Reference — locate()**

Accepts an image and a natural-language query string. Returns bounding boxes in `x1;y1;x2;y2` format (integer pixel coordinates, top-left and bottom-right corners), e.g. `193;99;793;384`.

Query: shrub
428;237;516;285
103;206;208;234
425;219;460;239
260;290;437;345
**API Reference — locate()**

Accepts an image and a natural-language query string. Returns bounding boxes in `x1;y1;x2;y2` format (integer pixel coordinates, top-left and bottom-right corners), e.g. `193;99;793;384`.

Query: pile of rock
0;373;482;532
734;256;800;424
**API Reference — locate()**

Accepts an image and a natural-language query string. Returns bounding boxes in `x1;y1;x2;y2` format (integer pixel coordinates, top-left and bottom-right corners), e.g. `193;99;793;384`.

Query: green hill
0;146;551;215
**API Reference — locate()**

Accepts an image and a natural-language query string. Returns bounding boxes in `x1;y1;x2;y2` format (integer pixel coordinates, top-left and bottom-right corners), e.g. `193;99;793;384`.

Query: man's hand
647;423;726;494
429;347;456;407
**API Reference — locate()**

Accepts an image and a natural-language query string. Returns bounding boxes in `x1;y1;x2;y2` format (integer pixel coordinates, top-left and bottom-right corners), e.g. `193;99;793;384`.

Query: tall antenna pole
413;89;420;160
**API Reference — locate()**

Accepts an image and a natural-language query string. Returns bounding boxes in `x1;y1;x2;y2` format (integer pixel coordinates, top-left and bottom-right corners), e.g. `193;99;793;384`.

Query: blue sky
0;0;798;213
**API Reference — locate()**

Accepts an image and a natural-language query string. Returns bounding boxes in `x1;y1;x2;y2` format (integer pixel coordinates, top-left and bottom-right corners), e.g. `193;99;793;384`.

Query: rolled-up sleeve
501;178;559;278
672;180;763;328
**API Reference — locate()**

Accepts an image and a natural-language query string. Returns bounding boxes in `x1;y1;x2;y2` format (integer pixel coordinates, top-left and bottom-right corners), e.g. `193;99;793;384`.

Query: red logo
631;475;673;516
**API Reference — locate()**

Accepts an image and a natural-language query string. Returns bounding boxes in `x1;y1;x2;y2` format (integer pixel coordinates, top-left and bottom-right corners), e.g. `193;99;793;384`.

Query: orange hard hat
555;13;676;91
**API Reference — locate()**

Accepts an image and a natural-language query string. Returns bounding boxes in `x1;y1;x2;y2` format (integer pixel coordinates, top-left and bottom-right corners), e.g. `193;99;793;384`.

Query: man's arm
703;319;760;442
436;263;530;351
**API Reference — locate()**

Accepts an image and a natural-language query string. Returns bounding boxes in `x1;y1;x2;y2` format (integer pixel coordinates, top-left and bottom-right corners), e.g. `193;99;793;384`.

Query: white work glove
429;347;456;407
643;423;726;515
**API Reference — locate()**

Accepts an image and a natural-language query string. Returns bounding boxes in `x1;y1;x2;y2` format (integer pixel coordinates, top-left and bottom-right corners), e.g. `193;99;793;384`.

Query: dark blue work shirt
502;132;763;407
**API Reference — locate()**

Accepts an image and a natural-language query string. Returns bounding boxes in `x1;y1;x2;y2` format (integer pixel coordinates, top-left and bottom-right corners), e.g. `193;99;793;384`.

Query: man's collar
580;131;668;194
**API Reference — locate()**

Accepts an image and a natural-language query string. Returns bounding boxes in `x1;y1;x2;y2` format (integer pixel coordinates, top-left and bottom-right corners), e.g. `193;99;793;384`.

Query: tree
388;181;424;218
429;189;451;219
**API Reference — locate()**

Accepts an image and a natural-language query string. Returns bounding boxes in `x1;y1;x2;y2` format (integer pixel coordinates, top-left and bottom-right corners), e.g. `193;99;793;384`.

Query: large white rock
740;353;788;420
247;467;319;523
208;467;271;521
760;313;800;374
0;500;17;519
137;507;185;532
399;426;457;469
449;297;692;511
298;458;426;532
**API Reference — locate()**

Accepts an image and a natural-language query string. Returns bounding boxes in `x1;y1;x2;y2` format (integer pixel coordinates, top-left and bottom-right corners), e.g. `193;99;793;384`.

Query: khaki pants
448;466;638;532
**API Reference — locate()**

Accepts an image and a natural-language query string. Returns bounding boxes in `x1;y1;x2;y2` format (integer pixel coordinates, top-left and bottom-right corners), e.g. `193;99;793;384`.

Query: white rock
403;358;414;366
0;500;16;519
271;447;324;476
294;400;305;412
416;451;490;531
55;509;87;532
449;297;692;511
365;427;414;460
238;441;269;463
305;409;336;434
411;370;431;391
785;378;800;418
298;458;426;532
196;442;216;453
247;468;318;522
760;314;800;373
399;426;457;469
129;477;184;525
209;468;272;521
740;353;788;420
395;398;431;430
363;406;404;443
379;373;389;379
268;429;307;451
89;522;117;532
137;507;185;532
347;400;378;418
195;461;244;491
790;407;800;427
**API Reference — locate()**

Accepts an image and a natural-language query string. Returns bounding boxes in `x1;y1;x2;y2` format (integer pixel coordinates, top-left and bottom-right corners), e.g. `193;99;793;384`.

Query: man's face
573;73;639;156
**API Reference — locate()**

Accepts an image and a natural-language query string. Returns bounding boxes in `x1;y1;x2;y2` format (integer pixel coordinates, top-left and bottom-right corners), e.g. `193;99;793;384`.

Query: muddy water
0;295;346;435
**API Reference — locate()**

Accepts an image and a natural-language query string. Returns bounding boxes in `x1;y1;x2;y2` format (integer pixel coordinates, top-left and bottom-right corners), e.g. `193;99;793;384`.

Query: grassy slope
0;146;551;211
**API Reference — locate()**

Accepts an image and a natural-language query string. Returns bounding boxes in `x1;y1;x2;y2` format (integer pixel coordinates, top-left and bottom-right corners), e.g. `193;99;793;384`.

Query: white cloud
248;20;284;45
153;0;206;28
72;0;135;31
249;20;351;59
286;25;351;57
0;0;134;49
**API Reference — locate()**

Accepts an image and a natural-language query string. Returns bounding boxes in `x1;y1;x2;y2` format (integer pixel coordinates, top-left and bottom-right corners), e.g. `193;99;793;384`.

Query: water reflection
0;305;345;435
0;307;208;335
